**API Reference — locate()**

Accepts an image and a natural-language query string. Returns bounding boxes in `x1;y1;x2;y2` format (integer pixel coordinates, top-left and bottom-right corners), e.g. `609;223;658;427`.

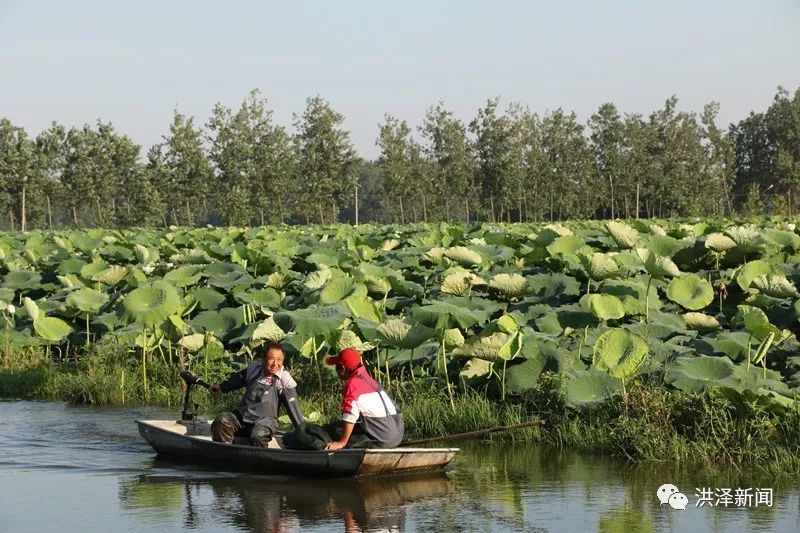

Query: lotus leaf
190;287;227;310
163;265;205;288
443;246;483;267
33;316;73;342
683;312;721;332
452;332;514;362
305;269;332;291
736;260;773;291
95;265;128;287
546;235;587;257
606;221;639;249
724;225;764;254
666;274;714;310
585;294;626;321
3;270;42;291
459;358;493;385
664;355;737;392
579;253;619;282
66;288;109;312
123;281;182;325
251;317;287;343
336;329;374;352
22;297;40;320
442;328;465;348
636;249;681;279
441;269;485;296
319;276;367;304
750;274;798;299
563;370;622;410
592;328;648;379
644;235;685;257
411;300;490;330
178;333;206;352
374;319;434;349
274;305;348;339
705;233;736;253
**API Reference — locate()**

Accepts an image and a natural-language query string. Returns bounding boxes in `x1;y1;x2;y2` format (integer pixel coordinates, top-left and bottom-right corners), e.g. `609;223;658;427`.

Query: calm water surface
0;400;797;532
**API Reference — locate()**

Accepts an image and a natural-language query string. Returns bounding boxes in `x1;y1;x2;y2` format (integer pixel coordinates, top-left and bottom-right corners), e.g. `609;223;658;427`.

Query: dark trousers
325;420;379;449
211;412;274;447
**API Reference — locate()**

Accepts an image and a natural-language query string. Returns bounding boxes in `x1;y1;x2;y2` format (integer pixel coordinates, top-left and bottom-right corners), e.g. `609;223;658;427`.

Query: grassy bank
2;350;799;479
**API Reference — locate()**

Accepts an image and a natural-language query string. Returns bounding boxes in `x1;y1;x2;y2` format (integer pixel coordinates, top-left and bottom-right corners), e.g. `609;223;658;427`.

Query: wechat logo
657;484;688;510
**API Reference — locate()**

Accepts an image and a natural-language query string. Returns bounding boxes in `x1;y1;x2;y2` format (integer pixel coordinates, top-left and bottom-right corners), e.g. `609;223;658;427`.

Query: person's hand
325;440;347;450
209;384;222;396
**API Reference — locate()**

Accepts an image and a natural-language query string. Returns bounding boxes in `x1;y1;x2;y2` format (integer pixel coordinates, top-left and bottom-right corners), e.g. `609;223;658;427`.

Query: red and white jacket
341;366;399;424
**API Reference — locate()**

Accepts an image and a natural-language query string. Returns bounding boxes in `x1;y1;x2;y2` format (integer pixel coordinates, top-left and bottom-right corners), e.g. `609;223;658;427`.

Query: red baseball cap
325;347;362;370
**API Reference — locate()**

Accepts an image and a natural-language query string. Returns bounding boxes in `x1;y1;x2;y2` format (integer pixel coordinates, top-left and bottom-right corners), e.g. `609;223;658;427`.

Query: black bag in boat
282;422;332;450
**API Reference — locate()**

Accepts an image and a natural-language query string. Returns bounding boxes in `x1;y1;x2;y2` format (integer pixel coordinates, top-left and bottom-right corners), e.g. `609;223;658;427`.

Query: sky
1;0;798;159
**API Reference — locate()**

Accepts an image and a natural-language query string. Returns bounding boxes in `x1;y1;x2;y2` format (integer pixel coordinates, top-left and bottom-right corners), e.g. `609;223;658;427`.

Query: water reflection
120;471;454;532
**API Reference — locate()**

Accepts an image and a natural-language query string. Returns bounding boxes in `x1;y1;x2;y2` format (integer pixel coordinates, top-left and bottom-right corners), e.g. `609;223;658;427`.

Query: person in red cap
324;347;405;449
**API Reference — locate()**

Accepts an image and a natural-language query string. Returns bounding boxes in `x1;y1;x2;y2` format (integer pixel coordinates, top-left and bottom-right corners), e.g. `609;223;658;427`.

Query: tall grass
2;348;799;478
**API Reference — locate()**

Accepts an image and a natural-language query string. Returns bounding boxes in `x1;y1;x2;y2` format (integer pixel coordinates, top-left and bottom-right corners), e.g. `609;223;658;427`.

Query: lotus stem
441;338;455;412
385;347;391;390
747;334;752;372
501;359;507;401
85;313;90;351
121;370;125;405
142;329;149;403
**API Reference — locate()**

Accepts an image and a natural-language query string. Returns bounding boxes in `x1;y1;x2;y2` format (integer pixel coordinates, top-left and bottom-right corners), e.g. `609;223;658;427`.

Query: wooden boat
136;419;459;478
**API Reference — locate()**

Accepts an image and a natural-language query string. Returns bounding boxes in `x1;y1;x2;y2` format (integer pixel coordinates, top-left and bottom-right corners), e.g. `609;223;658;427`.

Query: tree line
1;85;798;230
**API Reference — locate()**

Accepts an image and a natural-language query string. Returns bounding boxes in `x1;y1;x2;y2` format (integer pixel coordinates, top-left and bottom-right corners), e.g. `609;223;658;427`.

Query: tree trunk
318;205;324;225
47;196;52;229
186;201;192;226
465;199;469;223
21;184;26;232
624;195;629;218
609;175;615;219
398;195;404;224
72;205;78;227
421;193;428;222
354;186;359;226
490;194;495;223
549;193;554;222
9;210;15;231
331;201;337;224
635;184;640;219
95;197;103;225
260;212;265;226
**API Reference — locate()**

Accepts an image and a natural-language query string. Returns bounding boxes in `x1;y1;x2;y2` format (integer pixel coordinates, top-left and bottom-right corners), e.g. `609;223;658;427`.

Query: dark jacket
220;360;304;429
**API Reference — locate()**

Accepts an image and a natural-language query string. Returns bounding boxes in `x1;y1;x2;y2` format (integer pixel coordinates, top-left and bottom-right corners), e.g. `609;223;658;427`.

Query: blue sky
1;1;798;158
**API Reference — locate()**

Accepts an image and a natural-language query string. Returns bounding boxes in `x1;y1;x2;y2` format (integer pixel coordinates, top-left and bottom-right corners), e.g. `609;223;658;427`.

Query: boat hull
136;419;458;478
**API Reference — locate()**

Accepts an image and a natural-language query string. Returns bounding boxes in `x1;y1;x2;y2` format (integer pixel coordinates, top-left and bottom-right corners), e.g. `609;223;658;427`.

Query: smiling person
208;343;304;447
324;348;404;450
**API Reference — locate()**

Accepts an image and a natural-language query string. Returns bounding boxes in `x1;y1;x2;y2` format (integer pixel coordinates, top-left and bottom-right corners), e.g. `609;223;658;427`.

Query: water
0;400;797;532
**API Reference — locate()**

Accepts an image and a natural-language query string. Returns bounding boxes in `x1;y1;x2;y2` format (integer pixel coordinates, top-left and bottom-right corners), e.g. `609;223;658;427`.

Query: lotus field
1;219;800;412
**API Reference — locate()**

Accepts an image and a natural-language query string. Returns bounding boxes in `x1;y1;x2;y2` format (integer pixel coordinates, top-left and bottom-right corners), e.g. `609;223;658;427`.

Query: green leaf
750;275;798;299
411;300;490;330
33;316;73;342
683;312;721;332
606;221;639;249
705;233;736;253
488;273;529;300
163;265;205;288
664;355;737;392
178;333;206;352
319;276;367;304
274;305;349;338
66;288;109;313
578;253;619;282
666;274;714;310
441;269;485;296
123;281;182;325
375;319;436;349
563;370;622;410
585;294;626;321
592;328;648;380
251;317;287;343
547;235;587;256
736;260;773;291
452;332;514;362
636;249;681;279
443;246;483;267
